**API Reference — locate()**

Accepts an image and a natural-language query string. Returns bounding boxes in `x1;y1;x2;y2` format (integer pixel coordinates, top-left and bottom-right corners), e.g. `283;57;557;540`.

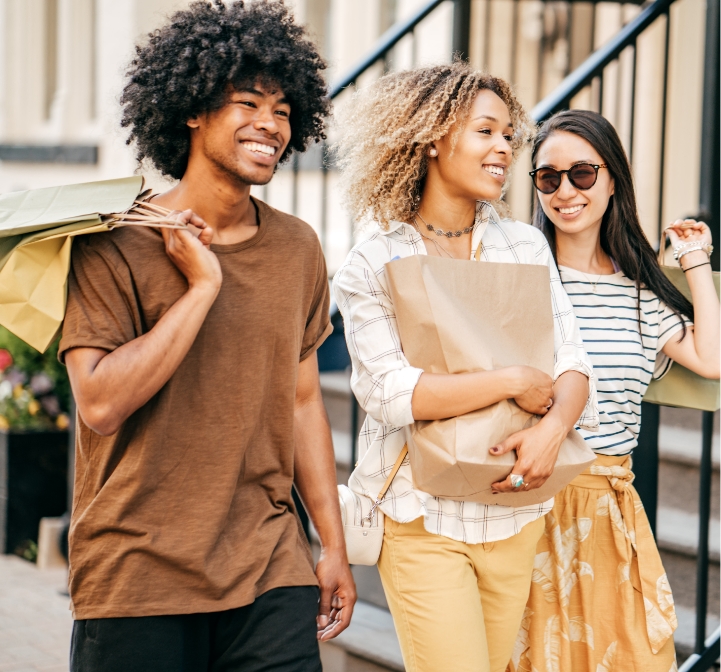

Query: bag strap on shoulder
362;444;408;527
376;444;408;502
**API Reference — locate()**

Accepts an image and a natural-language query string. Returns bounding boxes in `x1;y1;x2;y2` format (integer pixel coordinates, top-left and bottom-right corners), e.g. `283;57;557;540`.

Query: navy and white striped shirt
560;265;688;456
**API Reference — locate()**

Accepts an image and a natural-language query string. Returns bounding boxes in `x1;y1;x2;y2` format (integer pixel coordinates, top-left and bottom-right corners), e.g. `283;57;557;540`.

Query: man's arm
65;211;222;436
293;352;357;641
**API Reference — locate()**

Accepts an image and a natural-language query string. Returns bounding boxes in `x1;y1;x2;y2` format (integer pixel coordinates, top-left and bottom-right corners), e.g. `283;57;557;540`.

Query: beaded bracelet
673;240;714;260
677;247;704;263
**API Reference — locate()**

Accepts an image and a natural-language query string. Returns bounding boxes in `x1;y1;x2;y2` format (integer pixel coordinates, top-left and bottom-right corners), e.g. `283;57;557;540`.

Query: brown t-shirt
59;198;331;619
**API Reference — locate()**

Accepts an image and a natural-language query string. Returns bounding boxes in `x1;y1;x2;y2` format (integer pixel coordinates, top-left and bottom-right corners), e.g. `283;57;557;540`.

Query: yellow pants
378;516;545;672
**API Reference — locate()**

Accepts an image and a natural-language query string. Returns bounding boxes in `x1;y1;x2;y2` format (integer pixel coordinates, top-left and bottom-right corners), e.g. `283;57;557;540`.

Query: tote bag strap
377;444;409;501
363;444;409;526
474;241;483;262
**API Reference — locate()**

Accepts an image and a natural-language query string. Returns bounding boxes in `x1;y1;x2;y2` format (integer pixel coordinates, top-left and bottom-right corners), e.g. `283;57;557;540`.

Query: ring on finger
510;473;525;489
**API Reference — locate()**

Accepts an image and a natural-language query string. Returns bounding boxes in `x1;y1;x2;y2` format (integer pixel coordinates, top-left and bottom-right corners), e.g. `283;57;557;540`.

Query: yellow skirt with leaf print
508;455;678;672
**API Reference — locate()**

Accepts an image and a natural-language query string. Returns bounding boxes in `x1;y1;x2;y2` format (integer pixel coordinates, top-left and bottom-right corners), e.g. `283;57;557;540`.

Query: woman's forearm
663;250;720;377
540;370;589;435
685;256;720;371
411;366;543;420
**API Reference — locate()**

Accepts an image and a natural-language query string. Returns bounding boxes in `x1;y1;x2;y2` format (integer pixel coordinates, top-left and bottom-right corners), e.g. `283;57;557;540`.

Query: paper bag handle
658;228;668;265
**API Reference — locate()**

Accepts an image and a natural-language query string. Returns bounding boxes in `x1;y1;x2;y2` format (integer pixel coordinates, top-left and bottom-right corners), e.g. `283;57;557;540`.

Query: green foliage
0;327;70;431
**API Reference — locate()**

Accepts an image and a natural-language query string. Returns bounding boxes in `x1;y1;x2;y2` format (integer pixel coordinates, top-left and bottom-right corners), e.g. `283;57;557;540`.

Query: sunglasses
529;163;608;194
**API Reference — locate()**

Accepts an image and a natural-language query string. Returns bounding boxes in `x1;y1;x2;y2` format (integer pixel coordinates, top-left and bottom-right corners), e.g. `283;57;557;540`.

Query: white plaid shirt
333;202;599;544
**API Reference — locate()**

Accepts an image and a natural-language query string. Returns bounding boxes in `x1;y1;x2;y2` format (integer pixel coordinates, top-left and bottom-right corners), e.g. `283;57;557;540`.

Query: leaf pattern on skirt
508;455;678;672
544;615;561;672
510;607;533;670
616;562;630;588
533;551;558;604
596;642;617;672
644;597;676;653
569;616;595;649
657;574;678;628
596;493;631;544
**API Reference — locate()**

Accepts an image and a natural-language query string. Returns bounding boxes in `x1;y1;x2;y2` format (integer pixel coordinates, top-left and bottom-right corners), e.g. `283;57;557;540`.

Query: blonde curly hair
335;62;534;229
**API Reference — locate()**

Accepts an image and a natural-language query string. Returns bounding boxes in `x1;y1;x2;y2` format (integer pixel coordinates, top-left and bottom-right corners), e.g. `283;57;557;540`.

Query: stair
319;371;721;669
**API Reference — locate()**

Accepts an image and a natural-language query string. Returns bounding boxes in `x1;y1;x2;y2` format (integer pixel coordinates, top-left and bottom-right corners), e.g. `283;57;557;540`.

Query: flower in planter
30;373;53;396
0;327;70;431
0;349;12;372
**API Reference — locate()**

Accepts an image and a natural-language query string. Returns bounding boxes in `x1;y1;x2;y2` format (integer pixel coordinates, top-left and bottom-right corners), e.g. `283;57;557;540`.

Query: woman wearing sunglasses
510;109;719;672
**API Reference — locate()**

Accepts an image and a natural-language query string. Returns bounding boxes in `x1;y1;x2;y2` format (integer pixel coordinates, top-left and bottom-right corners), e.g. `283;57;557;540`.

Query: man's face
187;82;292;185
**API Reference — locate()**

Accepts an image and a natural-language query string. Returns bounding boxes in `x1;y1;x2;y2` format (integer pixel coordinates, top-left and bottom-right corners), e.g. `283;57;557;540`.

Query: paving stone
0;556;70;672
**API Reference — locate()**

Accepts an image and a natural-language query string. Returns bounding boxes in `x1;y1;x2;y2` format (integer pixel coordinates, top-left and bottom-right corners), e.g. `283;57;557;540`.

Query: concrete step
659;424;720;470
325;601;404;672
657;507;720;562
323;600;719;671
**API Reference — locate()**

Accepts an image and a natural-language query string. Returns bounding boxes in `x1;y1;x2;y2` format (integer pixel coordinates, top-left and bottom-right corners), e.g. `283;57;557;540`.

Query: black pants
70;586;322;672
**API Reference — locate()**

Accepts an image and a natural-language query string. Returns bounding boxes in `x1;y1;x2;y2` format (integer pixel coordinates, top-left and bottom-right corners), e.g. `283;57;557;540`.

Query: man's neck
153;160;259;245
555;226;615;274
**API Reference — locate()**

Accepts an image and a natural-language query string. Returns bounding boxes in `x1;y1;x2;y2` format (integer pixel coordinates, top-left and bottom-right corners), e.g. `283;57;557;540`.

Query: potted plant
0;327;71;560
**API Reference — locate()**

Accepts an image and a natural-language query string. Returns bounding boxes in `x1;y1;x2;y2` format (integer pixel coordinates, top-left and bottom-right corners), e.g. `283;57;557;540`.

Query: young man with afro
59;2;356;670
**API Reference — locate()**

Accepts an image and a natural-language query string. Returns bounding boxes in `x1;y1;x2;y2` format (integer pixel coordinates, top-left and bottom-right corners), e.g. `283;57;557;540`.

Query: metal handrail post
695;411;714;653
634;402;660;535
452;0;472;60
699;0;720;272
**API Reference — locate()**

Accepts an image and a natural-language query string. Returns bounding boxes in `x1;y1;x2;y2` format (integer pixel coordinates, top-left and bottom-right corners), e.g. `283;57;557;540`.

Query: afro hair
120;0;329;180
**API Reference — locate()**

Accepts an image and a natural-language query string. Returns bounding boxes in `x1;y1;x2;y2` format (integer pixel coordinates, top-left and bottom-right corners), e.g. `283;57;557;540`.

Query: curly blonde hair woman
336;63;532;228
333;62;599;672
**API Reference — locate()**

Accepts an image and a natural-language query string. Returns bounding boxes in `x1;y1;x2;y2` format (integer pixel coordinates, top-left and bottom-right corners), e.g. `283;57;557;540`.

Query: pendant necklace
580;270;603;292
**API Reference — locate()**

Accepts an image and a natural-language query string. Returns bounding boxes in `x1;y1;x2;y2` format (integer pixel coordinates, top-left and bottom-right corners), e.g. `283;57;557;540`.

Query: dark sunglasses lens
534;168;560;194
569;164;598;189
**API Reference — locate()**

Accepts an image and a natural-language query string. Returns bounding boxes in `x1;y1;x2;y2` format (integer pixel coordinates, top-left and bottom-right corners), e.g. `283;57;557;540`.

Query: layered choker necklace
416;212;474;238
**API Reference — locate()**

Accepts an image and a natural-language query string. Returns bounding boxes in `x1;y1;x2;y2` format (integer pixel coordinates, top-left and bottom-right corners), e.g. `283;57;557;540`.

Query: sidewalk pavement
0;555;71;672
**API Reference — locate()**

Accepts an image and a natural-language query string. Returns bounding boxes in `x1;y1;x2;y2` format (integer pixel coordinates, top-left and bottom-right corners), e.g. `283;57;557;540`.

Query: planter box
0;430;68;555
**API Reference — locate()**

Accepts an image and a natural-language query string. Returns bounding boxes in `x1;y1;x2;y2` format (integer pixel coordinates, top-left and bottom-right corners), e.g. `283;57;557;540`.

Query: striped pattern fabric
333;203;598;545
559;265;687;456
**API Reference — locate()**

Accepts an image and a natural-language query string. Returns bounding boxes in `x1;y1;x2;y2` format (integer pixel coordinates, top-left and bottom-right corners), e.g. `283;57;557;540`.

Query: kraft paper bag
0;176;143;238
0;223;108;352
0;176;181;352
385;254;596;507
643;261;720;411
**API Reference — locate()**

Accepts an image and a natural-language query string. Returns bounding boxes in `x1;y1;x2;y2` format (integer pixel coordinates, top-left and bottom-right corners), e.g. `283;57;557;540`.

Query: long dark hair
531;109;693;334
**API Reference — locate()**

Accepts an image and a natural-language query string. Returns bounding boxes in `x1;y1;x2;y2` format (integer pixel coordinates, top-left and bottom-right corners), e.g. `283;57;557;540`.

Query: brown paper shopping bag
385;254;595;507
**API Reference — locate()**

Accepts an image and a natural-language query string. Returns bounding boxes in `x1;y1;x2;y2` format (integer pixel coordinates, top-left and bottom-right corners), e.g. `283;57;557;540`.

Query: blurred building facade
0;0;713;273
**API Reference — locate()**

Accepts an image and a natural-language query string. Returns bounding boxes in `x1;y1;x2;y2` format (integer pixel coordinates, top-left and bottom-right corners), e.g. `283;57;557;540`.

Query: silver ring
510;473;525;489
